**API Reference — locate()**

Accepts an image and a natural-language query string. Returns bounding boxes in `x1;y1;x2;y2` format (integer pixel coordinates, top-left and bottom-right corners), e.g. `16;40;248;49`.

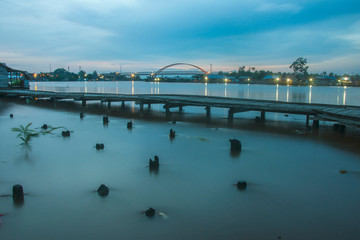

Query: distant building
262;75;280;83
0;63;8;87
315;76;337;85
0;63;30;88
207;74;235;82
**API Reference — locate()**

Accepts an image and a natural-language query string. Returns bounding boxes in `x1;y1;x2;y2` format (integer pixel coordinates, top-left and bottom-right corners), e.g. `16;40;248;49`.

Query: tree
289;57;309;81
78;70;86;80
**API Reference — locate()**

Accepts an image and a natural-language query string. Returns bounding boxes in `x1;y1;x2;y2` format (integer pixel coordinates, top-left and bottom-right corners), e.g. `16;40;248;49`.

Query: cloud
0;0;360;74
256;2;302;13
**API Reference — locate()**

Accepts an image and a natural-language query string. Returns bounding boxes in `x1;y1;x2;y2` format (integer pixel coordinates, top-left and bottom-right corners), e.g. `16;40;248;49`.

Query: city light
205;76;208;81
276;78;279;81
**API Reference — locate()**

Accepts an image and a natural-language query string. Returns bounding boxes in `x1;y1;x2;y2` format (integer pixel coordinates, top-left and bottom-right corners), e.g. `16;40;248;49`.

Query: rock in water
145;207;156;217
41;124;48;130
97;184;109;196
12;184;24;201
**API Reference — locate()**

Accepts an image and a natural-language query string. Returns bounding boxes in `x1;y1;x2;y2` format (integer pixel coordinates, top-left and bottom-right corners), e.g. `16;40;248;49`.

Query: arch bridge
152;63;208;78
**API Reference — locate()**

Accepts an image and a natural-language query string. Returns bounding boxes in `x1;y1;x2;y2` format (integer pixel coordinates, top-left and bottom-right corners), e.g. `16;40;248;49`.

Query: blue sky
1;0;359;74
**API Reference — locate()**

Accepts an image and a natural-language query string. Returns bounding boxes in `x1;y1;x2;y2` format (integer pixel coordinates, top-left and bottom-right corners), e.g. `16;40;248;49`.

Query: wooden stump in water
145;207;156;217
169;129;176;139
12;184;24;202
97;184;109;197
62;130;70;137
127;121;132;129
237;181;247;190
96;143;104;150
229;139;242;152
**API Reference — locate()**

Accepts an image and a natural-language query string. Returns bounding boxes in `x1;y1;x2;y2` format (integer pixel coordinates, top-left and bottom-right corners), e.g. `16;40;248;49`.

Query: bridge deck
1;89;360;127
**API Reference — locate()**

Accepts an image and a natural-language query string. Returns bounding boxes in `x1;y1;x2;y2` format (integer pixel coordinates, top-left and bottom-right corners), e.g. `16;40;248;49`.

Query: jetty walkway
1;89;360;128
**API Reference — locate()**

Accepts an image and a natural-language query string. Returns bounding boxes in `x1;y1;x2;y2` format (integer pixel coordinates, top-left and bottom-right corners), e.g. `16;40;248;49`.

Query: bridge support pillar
206;106;211;118
121;101;125;109
82;99;86;106
148;104;151;111
261;111;266;121
179;106;183;112
107;101;111;108
139;103;144;111
313;120;319;129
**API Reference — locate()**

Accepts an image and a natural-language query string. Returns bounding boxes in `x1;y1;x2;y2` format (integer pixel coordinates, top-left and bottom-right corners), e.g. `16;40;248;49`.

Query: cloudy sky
1;0;359;74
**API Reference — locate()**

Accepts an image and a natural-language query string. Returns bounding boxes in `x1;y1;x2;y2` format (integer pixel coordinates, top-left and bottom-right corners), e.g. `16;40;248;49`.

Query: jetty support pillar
261;111;266;121
206;106;211;118
121;101;125;109
306;115;309;127
82;99;86;106
313;120;319;129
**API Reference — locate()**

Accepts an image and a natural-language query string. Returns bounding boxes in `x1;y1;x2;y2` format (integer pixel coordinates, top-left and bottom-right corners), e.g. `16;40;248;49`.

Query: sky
1;0;360;74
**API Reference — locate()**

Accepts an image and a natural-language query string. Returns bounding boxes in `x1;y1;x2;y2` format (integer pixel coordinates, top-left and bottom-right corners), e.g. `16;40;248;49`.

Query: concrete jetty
1;89;360;127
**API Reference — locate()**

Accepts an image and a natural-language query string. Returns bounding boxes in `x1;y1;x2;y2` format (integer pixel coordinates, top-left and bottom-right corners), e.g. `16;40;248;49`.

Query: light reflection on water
0;82;360;239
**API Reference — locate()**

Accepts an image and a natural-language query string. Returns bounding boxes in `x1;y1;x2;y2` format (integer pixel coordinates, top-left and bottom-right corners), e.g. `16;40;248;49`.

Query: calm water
1;82;360;240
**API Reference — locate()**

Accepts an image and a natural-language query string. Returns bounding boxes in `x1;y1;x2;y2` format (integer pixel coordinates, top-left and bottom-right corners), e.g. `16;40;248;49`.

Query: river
0;81;360;240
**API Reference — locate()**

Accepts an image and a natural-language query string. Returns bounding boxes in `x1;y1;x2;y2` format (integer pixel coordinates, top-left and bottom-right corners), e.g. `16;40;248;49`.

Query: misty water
1;82;360;240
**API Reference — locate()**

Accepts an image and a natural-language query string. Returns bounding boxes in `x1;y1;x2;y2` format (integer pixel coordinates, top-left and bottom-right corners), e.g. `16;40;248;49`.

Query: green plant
12;123;66;145
11;123;39;145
